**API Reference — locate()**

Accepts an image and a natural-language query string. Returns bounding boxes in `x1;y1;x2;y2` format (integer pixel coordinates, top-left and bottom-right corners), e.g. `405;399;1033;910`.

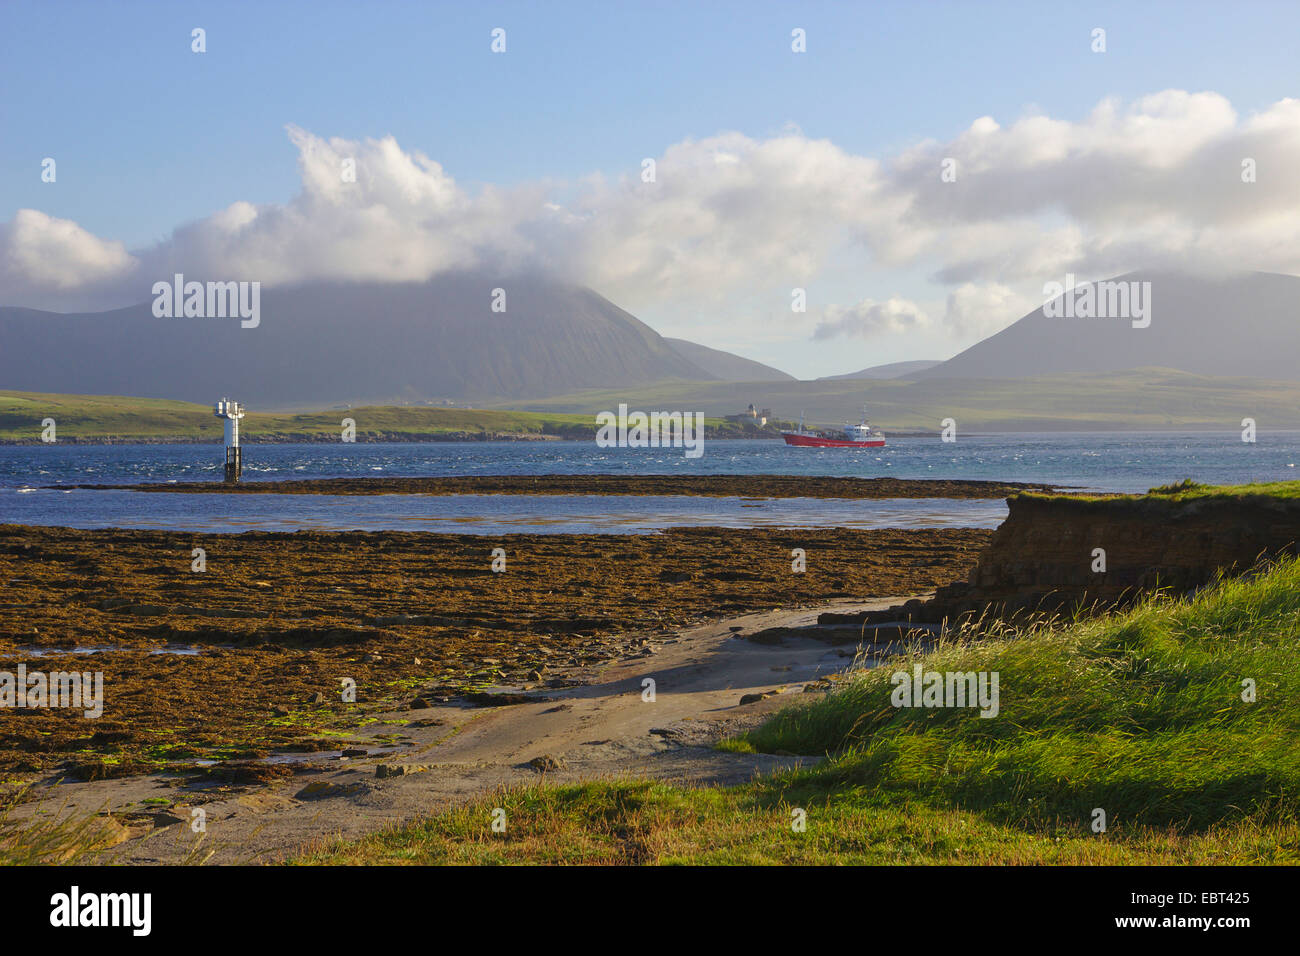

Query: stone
376;763;427;778
527;754;566;773
294;780;361;800
146;811;187;828
88;815;133;850
463;691;542;706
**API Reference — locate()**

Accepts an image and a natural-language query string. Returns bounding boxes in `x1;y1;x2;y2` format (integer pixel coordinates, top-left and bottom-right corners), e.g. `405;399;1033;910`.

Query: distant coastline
60;474;1047;499
0;429;808;446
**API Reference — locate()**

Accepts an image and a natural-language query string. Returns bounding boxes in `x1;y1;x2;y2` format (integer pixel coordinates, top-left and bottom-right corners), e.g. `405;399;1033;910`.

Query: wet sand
60;474;1051;499
0;523;990;780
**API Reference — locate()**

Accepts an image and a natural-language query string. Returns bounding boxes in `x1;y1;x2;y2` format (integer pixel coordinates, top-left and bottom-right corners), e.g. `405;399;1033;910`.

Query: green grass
296;556;1300;864
0;389;763;442
1024;478;1300;505
0;389;596;441
743;559;1300;832
1145;479;1300;501
292;779;1298;865
0;791;130;864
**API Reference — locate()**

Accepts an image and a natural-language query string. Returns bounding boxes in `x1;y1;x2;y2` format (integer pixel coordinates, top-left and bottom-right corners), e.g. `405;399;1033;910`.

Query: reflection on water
0;644;215;657
0;489;1007;534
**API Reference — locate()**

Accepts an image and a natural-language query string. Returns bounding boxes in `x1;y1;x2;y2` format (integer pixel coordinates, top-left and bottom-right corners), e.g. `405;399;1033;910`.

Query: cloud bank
4;91;1300;343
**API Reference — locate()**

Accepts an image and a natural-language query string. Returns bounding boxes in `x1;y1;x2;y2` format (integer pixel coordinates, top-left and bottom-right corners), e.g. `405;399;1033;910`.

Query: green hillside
0;390;759;442
499;367;1300;431
0;391;596;442
6;365;1300;441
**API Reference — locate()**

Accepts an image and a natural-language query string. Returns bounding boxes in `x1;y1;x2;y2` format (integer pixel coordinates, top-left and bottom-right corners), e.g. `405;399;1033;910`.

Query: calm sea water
0;490;1008;535
0;433;1295;533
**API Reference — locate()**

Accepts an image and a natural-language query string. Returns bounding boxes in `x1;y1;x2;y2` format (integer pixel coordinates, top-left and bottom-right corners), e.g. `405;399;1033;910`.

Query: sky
2;0;1299;378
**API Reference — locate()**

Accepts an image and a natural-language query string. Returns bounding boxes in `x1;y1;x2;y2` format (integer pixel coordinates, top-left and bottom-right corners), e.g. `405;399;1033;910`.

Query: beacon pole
214;398;245;483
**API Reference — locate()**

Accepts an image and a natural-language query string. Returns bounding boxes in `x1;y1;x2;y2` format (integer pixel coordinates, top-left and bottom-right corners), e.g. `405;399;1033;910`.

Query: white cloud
812;297;931;340
0;209;135;296
942;283;1037;338
4;91;1300;334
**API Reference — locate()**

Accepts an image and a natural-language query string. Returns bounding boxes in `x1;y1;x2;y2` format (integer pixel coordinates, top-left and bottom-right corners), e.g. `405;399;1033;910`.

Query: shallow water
0;489;1008;534
0;644;217;657
4;432;1298;493
3;432;1295;533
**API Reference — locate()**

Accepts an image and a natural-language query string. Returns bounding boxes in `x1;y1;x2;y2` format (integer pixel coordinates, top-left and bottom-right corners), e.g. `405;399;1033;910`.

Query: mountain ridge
663;338;794;382
0;273;777;408
917;270;1300;381
819;359;942;380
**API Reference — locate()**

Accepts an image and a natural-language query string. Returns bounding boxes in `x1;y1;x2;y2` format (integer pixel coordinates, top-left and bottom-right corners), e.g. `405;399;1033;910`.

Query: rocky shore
0;523;990;779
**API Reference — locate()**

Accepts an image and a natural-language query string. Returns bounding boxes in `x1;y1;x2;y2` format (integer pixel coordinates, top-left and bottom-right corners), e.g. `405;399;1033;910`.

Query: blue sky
3;0;1299;377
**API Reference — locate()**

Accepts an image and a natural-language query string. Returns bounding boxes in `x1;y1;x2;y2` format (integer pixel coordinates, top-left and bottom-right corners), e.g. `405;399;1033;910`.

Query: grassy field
501;367;1300;431
0;389;774;442
1147;478;1300;501
8;366;1300;441
0;390;614;442
1026;478;1300;504
295;554;1300;865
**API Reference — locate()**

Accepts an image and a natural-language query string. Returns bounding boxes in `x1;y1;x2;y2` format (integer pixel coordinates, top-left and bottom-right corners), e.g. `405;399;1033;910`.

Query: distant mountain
0;273;729;407
819;359;941;380
919;271;1300;381
663;338;794;382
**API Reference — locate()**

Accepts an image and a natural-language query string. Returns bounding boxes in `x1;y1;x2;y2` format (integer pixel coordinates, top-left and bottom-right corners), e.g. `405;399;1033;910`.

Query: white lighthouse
214;398;245;482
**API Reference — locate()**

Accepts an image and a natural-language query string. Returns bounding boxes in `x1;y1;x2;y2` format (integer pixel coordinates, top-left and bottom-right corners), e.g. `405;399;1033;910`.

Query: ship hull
782;433;886;448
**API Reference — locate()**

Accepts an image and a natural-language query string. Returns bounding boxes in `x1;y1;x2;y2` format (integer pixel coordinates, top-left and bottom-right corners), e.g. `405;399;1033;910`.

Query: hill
663;338;794;381
0;273;750;408
0;389;787;442
502;367;1300;430
15;365;1300;440
920;270;1300;381
819;359;941;380
0;389;599;442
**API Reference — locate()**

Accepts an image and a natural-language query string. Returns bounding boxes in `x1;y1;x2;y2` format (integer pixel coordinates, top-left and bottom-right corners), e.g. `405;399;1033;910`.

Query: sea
1;432;1295;534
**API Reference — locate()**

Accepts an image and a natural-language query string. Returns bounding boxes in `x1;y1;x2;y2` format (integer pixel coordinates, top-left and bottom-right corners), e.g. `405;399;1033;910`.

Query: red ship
782;409;886;448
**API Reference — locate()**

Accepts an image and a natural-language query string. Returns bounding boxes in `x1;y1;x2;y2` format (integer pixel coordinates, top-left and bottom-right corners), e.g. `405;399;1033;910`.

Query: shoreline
0;523;990;781
6;598;924;864
52;474;1053;499
0;432;945;446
